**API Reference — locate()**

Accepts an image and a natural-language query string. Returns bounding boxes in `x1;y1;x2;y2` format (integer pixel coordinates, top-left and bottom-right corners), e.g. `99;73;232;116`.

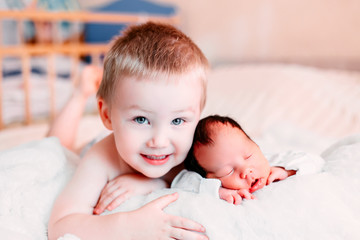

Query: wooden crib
0;9;179;129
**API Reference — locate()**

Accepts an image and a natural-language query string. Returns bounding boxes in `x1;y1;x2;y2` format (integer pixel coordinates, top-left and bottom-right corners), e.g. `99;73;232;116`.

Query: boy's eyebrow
127;105;153;113
127;105;197;114
172;106;197;114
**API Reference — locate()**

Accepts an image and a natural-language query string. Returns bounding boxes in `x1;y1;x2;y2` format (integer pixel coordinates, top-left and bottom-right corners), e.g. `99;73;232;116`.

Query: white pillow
203;64;360;138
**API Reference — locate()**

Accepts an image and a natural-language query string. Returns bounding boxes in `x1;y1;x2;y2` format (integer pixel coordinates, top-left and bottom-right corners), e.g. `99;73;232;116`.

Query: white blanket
0;136;360;239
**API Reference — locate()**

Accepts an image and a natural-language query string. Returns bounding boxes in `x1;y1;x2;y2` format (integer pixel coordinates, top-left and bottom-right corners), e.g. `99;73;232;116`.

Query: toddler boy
48;22;209;240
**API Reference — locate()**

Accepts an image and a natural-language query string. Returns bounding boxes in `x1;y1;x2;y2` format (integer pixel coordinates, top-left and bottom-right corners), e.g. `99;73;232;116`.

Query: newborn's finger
267;174;276;185
233;194;243;205
238;190;253;200
223;195;234;204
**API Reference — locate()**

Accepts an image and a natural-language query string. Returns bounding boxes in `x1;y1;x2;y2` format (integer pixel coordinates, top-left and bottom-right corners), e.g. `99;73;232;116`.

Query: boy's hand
125;192;208;240
267;166;296;185
94;173;168;214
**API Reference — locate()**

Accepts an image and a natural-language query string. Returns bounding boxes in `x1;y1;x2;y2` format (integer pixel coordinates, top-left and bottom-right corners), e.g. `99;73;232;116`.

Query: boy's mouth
141;154;170;165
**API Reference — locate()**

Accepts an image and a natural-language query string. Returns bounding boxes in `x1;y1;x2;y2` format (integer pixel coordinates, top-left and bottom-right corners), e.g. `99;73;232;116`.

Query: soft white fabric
104;135;360;240
0;137;78;240
203;64;360;139
266;150;325;175
170;150;325;198
1;135;360;239
171;169;222;197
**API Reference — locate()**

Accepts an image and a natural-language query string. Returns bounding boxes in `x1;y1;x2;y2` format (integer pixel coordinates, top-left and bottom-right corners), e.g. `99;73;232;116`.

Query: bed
1;8;360;240
1;62;360;239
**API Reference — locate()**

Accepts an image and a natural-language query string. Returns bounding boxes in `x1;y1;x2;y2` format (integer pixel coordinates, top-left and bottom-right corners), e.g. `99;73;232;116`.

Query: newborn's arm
267;166;296;185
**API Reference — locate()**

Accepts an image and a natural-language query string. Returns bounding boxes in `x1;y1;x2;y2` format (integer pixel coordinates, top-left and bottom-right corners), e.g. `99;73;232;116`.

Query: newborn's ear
98;98;112;130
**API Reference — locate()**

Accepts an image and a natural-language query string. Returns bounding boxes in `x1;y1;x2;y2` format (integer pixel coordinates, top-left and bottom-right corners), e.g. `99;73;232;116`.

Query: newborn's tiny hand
219;187;243;205
237;189;256;200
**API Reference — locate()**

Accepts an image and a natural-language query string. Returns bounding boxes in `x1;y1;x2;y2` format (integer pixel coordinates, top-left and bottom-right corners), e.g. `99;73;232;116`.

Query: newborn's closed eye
220;169;234;178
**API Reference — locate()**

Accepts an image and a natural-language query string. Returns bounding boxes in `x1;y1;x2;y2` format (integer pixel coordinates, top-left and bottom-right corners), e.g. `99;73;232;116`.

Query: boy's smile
141;154;171;165
101;72;203;178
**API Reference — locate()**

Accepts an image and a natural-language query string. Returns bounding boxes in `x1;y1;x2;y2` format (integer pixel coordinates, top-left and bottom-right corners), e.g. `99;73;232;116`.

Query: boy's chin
141;167;170;179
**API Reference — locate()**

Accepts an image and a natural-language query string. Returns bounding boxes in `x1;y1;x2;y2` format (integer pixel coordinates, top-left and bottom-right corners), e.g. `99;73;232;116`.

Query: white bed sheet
0;63;360;239
0;133;359;240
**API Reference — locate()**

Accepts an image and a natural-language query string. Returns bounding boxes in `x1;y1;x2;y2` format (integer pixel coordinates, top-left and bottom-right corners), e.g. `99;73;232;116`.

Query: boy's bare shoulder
83;134;129;180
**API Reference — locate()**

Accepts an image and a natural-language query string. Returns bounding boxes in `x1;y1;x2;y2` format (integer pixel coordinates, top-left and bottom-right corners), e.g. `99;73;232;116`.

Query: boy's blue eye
134;116;149;124
172;118;184;125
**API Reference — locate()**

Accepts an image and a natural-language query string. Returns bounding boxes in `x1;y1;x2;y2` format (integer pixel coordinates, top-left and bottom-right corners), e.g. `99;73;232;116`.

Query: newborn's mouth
250;178;262;193
251;178;259;188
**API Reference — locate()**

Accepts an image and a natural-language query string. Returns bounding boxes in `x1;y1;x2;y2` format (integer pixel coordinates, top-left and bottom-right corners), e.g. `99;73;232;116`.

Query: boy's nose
146;129;169;148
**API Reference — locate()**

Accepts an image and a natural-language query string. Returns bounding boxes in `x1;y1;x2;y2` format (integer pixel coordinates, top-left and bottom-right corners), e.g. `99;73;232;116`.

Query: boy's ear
97;97;113;130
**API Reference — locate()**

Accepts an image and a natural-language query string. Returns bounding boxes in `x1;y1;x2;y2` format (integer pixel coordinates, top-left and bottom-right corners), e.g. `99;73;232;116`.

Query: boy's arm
48;146;113;239
49;139;207;240
94;173;168;214
93;158;186;214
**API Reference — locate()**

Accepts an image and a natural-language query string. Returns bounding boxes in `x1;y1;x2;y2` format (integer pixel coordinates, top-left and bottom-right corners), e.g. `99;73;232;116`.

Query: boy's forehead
112;73;203;111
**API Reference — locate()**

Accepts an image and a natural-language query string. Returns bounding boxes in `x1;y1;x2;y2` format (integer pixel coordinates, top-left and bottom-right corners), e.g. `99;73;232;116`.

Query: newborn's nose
240;168;254;180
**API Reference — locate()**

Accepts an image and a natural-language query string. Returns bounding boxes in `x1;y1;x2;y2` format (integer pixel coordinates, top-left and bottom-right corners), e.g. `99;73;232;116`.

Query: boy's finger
171;216;206;234
106;192;130;211
94;196;115;214
99;187;128;208
147;192;179;210
170;227;208;240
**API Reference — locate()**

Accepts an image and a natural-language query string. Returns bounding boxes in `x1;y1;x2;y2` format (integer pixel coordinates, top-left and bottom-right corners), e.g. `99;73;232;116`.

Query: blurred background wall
3;0;360;69
152;0;360;69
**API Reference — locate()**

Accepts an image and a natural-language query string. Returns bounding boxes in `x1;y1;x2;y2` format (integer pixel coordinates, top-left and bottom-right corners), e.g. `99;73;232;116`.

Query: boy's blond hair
97;21;209;109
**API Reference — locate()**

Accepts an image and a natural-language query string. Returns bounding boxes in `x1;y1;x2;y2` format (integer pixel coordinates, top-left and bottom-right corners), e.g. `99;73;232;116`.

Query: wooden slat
0;56;3;129
70;53;80;87
0;9;179;128
0;44;110;56
48;54;56;121
0;10;180;25
0;19;2;129
22;54;31;125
